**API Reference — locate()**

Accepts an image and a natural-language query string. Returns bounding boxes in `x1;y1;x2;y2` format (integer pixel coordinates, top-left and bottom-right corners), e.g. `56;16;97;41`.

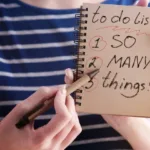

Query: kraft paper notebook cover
74;3;150;117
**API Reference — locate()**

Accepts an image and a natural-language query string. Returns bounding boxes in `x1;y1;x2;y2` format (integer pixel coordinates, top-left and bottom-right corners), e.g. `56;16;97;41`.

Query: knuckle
54;146;62;150
69;117;75;126
78;125;82;133
69;116;82;134
16;101;29;112
76;125;82;134
62;113;72;122
74;122;82;134
32;131;44;145
16;101;24;109
32;131;52;149
38;86;50;96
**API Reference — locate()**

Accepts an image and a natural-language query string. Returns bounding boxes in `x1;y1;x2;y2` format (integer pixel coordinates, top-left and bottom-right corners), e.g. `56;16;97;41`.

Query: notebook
74;3;150;117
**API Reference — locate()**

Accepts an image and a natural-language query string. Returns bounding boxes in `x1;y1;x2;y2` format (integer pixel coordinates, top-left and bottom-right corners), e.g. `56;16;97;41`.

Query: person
0;0;150;150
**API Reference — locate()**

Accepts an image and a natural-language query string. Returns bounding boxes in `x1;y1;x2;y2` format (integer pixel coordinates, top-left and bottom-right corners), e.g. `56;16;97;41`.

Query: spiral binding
74;6;88;106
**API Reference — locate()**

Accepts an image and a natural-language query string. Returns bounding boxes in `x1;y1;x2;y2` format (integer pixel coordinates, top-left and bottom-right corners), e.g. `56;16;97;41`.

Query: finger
36;85;71;140
61;96;82;149
53;95;76;144
6;86;58;123
62;116;82;149
135;0;149;6
64;68;74;84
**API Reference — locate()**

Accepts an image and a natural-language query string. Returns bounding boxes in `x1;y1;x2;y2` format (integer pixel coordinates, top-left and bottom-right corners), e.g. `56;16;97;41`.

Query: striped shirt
0;0;148;149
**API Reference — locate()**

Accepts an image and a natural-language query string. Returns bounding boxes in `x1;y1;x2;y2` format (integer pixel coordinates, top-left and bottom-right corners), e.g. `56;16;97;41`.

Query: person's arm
102;115;150;150
65;68;150;150
0;84;81;150
122;117;150;150
102;1;150;149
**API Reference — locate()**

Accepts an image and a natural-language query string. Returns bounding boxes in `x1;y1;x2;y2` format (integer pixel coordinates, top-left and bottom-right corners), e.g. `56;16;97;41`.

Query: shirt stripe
0;70;65;77
0;86;52;92
0;27;74;36
82;124;110;130
71;136;125;146
0;3;20;8
0;41;74;50
0;14;75;22
0;56;75;64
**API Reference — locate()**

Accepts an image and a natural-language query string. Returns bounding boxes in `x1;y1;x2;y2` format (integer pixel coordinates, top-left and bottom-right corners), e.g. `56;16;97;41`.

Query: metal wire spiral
74;7;88;106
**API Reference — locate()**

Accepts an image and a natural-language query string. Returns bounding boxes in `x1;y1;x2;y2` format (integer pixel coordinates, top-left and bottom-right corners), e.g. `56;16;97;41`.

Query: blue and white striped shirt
0;0;147;149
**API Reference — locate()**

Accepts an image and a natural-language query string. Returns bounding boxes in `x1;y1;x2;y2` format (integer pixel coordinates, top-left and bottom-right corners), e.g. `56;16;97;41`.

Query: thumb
4;86;58;124
64;68;74;84
135;0;149;6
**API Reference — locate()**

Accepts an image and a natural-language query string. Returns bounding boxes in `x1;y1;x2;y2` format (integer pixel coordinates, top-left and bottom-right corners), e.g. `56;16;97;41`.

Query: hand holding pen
16;69;99;129
0;69;99;150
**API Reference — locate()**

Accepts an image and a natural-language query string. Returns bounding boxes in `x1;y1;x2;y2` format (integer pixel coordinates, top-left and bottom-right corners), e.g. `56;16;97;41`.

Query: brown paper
76;3;150;117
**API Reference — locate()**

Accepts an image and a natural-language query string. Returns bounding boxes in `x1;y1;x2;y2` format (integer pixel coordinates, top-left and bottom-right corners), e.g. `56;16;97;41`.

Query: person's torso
0;0;143;149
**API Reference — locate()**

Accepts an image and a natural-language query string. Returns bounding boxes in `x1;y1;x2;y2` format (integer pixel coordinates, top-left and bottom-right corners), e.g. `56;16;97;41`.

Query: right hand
65;68;150;150
0;85;82;150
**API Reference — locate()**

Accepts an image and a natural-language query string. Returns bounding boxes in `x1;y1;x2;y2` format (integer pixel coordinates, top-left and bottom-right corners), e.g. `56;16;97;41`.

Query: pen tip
88;69;100;79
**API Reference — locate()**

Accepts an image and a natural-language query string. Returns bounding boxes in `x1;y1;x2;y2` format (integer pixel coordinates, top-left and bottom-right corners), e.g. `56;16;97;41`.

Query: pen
16;69;99;129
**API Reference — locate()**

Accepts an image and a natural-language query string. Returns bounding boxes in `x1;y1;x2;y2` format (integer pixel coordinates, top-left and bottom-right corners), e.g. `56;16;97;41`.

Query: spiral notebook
74;3;150;117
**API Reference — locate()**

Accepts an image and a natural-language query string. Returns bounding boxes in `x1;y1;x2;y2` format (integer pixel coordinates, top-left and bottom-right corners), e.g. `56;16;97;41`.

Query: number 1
92;38;100;48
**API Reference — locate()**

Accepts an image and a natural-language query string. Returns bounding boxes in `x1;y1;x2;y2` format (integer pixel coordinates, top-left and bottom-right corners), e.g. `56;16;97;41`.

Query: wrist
120;117;150;150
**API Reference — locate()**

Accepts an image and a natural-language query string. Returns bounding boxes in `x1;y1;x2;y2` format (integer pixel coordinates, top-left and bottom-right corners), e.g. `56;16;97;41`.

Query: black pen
16;69;99;129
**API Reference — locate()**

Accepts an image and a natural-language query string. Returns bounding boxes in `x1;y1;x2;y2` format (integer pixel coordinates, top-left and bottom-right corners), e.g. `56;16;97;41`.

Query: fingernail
60;85;66;94
65;69;69;77
65;68;72;77
133;0;139;5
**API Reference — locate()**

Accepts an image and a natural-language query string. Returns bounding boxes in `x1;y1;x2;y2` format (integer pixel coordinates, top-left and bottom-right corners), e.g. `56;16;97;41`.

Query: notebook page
76;3;150;117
